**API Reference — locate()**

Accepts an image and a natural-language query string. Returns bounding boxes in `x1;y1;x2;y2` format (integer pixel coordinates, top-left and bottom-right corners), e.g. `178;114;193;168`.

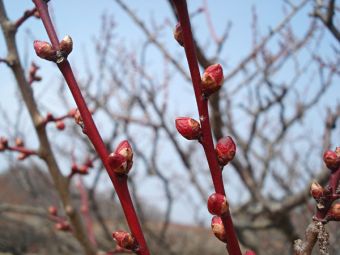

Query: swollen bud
244;251;256;255
59;35;73;58
107;152;129;174
112;231;138;251
323;149;340;171
207;193;229;216
56;120;65;130
216;136;236;166
115;140;133;163
201;64;223;96
33;40;57;62
310;181;324;199
211;216;227;243
175;117;201;140
326;203;340;221
15;138;24;147
173;23;184;46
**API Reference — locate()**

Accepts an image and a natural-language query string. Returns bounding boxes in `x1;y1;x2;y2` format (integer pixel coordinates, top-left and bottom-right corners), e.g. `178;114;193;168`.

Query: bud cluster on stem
32;1;150;253
171;1;242;254
0;136;38;160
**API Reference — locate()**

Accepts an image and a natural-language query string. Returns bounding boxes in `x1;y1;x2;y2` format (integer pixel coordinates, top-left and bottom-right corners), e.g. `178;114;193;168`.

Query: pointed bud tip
201;64;224;96
59;35;73;57
211;216;227;243
107;152;130;174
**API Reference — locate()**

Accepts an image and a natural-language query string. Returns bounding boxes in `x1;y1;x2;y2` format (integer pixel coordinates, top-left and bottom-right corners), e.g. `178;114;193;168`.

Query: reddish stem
32;1;150;254
172;1;242;254
15;7;37;29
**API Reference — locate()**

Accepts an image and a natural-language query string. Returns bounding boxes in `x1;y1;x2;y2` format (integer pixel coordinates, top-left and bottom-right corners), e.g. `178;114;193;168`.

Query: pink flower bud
211;216;227;243
0;137;8;151
59;35;73;58
112;231;138;251
323;150;340;170
326;203;340;221
107;152;129;174
55;222;71;231
201;64;224;96
310;181;324;199
33;40;57;62
244;251;256;255
15;137;24;147
207;193;229;216
56;120;65;130
74;109;84;128
115;140;133;163
68;108;77;117
78;165;89;175
175;117;201;140
216;136;236;166
173;23;184;46
48;206;58;216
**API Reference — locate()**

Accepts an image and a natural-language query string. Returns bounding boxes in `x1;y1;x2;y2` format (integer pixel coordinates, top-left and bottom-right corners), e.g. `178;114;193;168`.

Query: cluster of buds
215;136;236;166
323;147;340;171
43;112;67;130
15;138;28;160
211;216;227;243
69;158;93;177
207;193;229;216
175;117;201;140
173;23;184;46
28;62;41;84
33;35;73;63
0;137;8;151
201;64;224;97
112;231;138;251
107;140;133;175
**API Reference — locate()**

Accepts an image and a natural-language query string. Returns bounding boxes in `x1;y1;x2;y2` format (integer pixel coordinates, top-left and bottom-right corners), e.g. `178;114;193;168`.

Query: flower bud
207;193;229;216
175;117;201;140
59;35;73;58
115;140;133;162
323;150;340;171
201;64;223;96
33;40;57;62
326;203;340;221
310;181;324;199
78;165;89;175
55;222;71;231
112;231;138;251
216;136;236;166
211;216;227;243
74;109;84;128
0;137;8;151
107;152;129;174
56;120;65;130
244;251;256;255
173;23;184;46
15;138;24;147
48;206;58;216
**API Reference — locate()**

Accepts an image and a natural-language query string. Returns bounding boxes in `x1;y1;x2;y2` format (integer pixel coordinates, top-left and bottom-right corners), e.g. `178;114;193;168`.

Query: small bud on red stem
112;231;138;251
59;35;73;58
33;40;57;62
207;193;229;216
216;136;236;166
310;181;324;199
211;216;227;243
323;149;340;171
48;206;58;216
173;23;184;46
175;117;201;140
56;120;65;130
201;64;223;96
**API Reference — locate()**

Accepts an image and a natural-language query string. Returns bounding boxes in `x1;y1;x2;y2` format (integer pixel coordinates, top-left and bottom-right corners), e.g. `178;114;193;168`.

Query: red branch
32;1;150;254
172;1;242;254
